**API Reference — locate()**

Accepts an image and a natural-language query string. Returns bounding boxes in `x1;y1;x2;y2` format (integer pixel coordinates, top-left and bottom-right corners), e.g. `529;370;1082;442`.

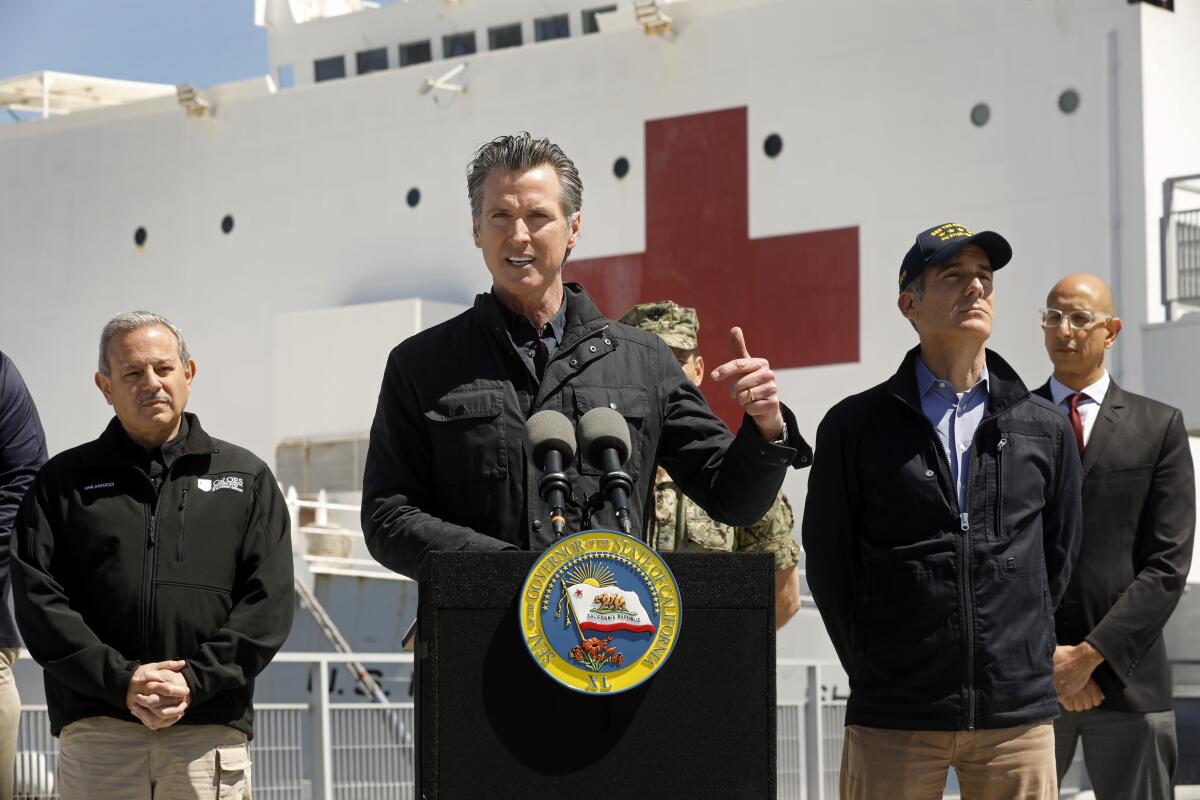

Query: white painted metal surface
0;71;174;117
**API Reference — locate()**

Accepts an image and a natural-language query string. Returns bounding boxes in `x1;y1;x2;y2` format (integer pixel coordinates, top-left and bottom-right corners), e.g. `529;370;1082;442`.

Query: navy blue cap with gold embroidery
898;223;1012;292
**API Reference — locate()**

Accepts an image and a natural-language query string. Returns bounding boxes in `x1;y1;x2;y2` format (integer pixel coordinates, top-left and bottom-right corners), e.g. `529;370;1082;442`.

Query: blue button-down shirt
916;358;990;510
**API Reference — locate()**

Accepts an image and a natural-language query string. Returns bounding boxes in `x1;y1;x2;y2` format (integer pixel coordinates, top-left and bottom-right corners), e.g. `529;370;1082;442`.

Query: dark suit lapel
1082;381;1126;479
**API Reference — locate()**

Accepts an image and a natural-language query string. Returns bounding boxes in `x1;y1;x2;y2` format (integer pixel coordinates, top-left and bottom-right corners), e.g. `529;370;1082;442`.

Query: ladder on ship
293;577;390;704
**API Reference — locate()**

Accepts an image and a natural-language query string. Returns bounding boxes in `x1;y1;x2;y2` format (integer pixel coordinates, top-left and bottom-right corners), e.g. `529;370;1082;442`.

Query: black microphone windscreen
577;407;632;468
526;410;577;467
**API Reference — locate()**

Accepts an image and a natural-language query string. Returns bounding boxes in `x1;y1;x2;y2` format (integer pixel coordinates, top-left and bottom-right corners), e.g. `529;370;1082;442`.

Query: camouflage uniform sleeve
734;492;799;571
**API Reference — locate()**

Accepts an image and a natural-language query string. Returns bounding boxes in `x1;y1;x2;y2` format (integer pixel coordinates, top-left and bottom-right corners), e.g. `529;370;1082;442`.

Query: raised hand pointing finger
709;326;785;441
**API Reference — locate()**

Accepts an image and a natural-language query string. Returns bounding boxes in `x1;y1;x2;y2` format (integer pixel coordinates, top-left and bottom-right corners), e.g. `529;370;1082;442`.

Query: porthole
221;215;235;234
970;103;990;127
1058;89;1080;115
763;133;783;158
406;188;421;208
613;157;630;179
134;227;147;247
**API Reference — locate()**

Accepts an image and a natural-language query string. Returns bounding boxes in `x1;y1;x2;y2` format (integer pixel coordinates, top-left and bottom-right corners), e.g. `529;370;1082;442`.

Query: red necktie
1067;393;1087;455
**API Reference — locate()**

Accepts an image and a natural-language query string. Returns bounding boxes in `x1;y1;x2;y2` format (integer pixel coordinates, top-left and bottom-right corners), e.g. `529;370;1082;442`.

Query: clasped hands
710;327;785;442
1053;642;1106;712
125;659;191;730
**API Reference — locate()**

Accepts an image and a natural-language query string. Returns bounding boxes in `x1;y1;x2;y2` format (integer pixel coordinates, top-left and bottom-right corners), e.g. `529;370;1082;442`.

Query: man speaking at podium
362;133;811;579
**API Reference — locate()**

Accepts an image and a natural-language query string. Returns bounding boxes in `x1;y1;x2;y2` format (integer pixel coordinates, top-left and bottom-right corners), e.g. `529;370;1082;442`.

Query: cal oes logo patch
520;530;681;694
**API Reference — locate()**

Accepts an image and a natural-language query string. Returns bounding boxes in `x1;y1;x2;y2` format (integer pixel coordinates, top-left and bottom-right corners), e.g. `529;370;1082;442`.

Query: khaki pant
0;648;20;800
58;716;251;800
841;722;1056;800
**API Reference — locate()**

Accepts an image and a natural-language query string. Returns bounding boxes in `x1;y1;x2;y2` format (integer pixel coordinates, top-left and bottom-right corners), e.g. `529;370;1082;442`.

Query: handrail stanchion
286;485;301;544
312;656;334;800
805;663;825;800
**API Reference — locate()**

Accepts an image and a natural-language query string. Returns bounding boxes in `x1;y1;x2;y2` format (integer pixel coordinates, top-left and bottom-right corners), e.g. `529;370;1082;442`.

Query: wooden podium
416;550;777;797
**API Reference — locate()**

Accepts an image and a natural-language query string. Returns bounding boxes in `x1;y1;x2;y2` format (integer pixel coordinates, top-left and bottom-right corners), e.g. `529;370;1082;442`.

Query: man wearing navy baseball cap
803;224;1083;798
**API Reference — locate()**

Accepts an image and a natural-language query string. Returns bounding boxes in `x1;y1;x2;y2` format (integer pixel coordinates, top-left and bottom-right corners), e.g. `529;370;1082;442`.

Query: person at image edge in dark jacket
0;351;47;800
12;312;293;800
802;224;1083;800
362;133;811;580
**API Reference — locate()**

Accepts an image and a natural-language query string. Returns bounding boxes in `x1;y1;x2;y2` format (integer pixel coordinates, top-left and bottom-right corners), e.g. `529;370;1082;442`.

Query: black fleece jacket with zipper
12;413;293;737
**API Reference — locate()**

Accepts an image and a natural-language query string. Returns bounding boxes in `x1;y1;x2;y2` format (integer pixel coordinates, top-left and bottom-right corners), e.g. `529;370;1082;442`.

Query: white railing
14;653;853;799
281;487;815;598
14;653;416;800
284;488;411;581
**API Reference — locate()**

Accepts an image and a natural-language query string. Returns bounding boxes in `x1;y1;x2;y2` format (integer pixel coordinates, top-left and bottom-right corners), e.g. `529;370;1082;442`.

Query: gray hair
466;132;583;221
98;311;190;376
901;273;926;332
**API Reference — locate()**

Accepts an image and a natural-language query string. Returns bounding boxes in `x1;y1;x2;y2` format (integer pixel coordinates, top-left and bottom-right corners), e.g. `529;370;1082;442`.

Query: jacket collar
95;412;216;466
1034;376;1127;479
888;345;1029;417
491;288;569;347
476;282;610;350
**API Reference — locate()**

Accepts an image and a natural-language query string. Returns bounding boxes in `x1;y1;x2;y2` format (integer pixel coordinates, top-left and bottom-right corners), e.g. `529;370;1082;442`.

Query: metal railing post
311;657;334;800
805;663;825;800
286;485;301;541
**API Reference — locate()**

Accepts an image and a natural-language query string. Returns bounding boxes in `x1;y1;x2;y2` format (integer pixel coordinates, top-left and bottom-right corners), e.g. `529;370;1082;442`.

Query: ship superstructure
2;0;1199;795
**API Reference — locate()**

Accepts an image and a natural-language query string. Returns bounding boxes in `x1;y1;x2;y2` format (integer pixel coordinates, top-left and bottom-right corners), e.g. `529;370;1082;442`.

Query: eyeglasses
1039;308;1113;330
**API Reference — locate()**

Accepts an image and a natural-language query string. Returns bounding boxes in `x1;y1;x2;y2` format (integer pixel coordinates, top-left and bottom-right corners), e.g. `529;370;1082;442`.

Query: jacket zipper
993;438;1007;541
176;486;189;561
956;414;1011;730
141;476;170;657
142;507;158;656
895;395;1012;732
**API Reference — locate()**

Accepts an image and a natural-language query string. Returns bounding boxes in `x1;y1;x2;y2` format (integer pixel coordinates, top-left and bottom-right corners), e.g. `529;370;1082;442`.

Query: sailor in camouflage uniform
619;300;802;629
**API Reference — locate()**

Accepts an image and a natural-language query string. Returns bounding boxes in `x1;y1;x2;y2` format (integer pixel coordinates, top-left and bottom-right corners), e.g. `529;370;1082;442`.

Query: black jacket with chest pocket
802;347;1083;731
362;283;812;579
12;413;294;737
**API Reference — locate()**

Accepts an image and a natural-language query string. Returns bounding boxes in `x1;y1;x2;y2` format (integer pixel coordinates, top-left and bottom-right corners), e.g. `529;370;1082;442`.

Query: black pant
1054;707;1176;799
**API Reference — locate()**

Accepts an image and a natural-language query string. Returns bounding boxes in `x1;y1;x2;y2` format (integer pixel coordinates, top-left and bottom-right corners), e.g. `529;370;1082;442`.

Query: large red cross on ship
569;106;860;426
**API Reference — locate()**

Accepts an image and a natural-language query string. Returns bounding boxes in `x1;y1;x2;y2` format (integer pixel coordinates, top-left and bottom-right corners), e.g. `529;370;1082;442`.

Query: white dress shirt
1048;371;1111;447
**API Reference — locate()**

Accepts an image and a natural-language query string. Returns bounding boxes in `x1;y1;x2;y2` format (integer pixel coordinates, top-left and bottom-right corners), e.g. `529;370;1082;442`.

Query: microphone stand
538;449;571;537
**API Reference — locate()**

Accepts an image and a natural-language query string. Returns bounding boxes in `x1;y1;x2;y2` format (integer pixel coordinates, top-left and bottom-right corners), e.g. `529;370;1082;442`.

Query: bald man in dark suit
1035;273;1195;798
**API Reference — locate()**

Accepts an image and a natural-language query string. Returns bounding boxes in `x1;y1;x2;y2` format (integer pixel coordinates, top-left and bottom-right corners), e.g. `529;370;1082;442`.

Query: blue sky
0;1;268;88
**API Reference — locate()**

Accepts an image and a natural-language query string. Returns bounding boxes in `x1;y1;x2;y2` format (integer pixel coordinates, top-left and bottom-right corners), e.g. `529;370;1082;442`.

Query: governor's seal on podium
519;530;681;694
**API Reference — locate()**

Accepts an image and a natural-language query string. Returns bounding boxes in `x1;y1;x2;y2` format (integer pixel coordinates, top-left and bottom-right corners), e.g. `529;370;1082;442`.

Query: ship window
356;47;389;75
134;227;147;248
314;55;347;83
763;134;783;158
399;40;432;67
970;102;990;127
535;14;570;42
583;5;617;34
407;188;421;208
489;23;523;50
613;157;630;179
1058;89;1080;114
277;64;294;90
221;215;235;234
443;32;477;58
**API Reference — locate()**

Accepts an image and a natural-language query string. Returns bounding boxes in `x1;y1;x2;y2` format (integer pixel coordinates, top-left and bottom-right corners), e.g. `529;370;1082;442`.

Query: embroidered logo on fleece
196;476;244;493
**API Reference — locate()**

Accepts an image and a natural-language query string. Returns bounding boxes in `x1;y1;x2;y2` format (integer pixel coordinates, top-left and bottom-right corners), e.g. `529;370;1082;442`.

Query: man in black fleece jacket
12;312;293;800
0;351;47;800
